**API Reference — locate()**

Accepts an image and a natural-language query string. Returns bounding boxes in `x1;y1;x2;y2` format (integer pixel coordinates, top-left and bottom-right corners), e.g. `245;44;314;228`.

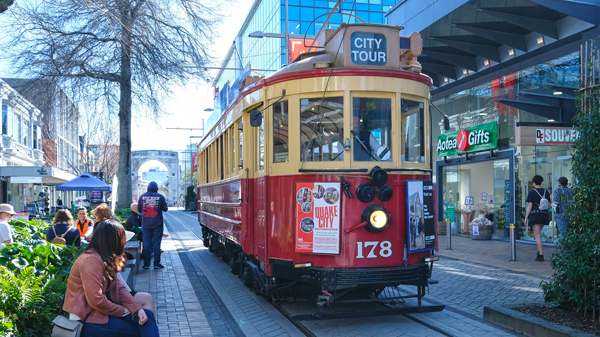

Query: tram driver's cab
352;98;393;162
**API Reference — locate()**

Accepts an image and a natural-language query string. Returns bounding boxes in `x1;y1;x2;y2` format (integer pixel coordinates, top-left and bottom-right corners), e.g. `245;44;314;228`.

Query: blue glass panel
301;21;314;35
329;1;337;8
289;21;301;34
329;13;342;23
369;0;382;4
357;0;368;3
281;54;286;66
370;12;383;23
327;23;339;30
301;6;314;21
314;22;323;34
281;5;285;19
315;1;327;7
281;20;286;34
356;4;369;10
342;2;355;9
356;11;369;22
315;8;328;22
383;0;395;5
288;0;299;4
300;0;314;5
288;6;300;20
370;4;382;11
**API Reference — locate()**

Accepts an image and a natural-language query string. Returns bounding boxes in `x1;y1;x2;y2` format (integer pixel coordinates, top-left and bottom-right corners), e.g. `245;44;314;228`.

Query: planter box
470;224;494;240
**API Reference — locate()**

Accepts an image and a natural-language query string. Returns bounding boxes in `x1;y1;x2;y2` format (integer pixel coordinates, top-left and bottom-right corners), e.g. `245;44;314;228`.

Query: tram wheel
203;238;210;248
242;266;254;288
208;236;215;253
230;260;241;275
221;254;231;263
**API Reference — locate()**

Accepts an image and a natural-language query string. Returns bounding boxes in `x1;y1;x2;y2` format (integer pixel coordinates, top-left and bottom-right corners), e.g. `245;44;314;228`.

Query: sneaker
143;265;150;270
154;264;165;269
535;252;544;261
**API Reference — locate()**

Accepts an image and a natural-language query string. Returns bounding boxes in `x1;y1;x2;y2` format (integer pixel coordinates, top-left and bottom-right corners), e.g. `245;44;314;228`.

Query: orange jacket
76;219;94;238
63;250;142;324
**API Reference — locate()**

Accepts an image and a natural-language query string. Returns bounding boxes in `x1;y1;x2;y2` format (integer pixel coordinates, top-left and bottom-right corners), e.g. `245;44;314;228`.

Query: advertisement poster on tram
295;182;341;254
407;180;436;253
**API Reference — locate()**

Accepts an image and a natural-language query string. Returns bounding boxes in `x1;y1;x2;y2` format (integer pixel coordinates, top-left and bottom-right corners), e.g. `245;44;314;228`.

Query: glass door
492;159;511;238
442;165;461;234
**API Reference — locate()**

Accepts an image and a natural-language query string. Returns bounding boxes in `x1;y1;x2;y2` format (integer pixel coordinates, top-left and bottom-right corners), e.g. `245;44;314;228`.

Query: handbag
51;312;90;337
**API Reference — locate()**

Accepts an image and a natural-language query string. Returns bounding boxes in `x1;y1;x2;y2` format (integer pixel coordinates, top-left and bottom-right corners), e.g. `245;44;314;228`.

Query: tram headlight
362;204;391;233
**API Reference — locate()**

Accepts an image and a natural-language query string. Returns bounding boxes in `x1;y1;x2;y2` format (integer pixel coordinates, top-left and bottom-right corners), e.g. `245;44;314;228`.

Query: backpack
51;226;71;245
534;189;550;211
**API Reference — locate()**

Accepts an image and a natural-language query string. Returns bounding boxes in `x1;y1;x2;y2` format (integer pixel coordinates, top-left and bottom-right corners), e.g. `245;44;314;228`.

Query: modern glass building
386;0;599;244
209;0;402;130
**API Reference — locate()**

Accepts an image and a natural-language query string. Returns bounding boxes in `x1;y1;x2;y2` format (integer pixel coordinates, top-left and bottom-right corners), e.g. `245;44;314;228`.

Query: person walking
553;177;574;236
525;175;551;261
46;209;81;247
140;181;168;270
0;204;15;247
62;219;159;337
76;207;95;242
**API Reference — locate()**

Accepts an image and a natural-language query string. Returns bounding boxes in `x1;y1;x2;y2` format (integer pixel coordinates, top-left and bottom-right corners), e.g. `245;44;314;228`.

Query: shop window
300;97;344;162
1;104;7;135
352;97;392;162
273;100;289;163
23;121;29;146
402;99;425;163
33;125;37;149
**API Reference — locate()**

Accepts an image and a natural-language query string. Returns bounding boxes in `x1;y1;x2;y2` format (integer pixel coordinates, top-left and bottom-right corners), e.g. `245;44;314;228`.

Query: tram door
252;109;268;262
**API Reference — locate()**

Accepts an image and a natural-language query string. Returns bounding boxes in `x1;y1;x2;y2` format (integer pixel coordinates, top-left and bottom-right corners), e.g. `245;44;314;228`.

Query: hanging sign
407;180;436;253
10;177;42;184
295;182;340;255
350;32;387;66
437;121;498;157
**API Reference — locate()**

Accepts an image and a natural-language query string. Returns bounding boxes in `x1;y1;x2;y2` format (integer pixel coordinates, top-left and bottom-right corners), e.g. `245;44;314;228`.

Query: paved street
129;210;556;336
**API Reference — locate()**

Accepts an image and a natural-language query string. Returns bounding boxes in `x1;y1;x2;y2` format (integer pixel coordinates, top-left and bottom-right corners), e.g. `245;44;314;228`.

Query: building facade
208;0;402;131
2;78;80;211
386;0;599;244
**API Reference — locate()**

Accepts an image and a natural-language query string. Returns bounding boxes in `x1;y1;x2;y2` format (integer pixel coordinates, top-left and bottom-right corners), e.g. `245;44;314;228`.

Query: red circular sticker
457;130;470;151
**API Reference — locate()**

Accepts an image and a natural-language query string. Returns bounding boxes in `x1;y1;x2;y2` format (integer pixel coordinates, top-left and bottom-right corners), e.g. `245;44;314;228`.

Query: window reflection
402;99;424;163
273;101;289;163
352;97;392;161
300;97;343;162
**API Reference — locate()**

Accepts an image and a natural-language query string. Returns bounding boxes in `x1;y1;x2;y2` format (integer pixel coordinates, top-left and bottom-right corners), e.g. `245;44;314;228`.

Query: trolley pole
509;224;517;261
446;220;452;250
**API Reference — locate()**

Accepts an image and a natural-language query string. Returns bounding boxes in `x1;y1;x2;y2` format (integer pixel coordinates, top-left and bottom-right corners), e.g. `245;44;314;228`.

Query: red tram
196;23;441;311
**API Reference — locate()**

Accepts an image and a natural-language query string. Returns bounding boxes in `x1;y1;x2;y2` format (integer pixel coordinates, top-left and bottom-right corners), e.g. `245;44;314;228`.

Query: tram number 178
356;241;392;258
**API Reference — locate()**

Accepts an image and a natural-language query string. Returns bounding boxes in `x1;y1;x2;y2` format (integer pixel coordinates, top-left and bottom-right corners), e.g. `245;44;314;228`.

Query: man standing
140;182;168;269
125;202;143;241
553;177;574;236
0;204;15;247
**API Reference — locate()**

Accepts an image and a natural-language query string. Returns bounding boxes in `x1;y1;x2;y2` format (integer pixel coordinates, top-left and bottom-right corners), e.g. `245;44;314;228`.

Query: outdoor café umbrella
56;172;112;192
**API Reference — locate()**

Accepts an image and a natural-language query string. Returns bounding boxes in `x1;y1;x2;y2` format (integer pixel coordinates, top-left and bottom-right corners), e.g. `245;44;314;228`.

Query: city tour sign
350;32;387;66
437;122;498;157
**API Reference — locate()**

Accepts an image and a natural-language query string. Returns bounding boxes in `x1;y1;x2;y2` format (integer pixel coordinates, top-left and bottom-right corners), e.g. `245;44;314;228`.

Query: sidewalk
437;234;557;278
135;229;214;337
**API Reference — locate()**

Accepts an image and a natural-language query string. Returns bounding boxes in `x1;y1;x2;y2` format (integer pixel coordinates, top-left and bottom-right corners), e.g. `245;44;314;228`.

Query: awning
0;166;77;185
56;172;112;191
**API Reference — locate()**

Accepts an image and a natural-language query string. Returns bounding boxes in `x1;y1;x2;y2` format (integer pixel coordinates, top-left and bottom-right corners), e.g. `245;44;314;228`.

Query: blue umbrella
56;172;112;191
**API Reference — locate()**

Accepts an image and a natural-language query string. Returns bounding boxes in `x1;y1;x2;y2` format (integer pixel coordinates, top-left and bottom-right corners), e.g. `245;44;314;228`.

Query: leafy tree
3;0;222;208
541;46;600;319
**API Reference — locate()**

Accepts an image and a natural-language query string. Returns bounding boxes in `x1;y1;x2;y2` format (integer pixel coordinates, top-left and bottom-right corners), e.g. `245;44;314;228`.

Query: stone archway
131;150;180;205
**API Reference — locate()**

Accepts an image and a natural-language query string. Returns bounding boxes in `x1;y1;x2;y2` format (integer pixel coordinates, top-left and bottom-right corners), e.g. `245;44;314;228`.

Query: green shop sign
437;121;498;157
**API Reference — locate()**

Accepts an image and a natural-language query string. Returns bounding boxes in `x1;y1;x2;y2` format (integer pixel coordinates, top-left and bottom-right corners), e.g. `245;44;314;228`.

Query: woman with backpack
63;219;159;337
525;175;552;261
46;209;80;247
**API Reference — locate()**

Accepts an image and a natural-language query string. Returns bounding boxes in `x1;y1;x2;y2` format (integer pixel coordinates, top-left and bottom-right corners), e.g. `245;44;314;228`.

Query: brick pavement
437;234;557;278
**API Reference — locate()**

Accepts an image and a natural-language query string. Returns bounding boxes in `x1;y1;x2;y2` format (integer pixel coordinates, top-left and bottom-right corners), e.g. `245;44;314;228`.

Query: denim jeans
143;225;164;267
556;217;570;236
82;309;159;337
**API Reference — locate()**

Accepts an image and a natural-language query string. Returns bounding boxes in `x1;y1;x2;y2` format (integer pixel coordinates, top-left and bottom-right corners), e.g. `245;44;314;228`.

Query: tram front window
300;97;344;162
352;97;392;162
402;99;425;163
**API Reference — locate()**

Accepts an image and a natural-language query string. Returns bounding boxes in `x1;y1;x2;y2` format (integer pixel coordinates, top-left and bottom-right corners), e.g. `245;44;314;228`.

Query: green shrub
114;208;131;218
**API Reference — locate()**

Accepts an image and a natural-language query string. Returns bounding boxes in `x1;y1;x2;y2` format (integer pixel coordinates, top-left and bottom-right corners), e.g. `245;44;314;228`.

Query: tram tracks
170;211;456;337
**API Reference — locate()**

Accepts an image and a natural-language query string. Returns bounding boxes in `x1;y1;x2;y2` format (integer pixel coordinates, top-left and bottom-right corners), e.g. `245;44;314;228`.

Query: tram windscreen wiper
350;130;379;161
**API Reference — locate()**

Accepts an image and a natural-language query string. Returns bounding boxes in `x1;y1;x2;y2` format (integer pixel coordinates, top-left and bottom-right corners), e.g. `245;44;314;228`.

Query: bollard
446;220;452;250
509;224;517;261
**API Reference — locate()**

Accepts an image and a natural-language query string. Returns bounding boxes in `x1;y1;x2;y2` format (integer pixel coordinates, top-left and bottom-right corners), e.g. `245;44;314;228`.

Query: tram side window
231;125;236;175
273;101;289;163
402;99;425;163
238;120;243;170
300;97;344;162
256;115;265;171
352;97;392;161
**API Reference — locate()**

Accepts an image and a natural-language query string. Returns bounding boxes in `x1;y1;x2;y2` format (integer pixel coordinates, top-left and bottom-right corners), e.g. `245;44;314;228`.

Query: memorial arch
131;150;180;205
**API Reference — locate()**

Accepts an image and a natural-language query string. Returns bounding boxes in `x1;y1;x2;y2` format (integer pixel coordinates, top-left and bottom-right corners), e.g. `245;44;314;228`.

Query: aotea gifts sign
295;182;341;254
437;121;498;157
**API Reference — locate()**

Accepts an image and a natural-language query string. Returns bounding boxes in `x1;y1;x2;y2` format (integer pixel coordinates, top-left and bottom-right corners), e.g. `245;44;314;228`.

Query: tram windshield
300;97;344;162
352;97;392;161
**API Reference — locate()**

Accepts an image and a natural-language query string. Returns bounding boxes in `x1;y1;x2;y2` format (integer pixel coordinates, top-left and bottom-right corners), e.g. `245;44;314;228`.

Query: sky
131;0;254;152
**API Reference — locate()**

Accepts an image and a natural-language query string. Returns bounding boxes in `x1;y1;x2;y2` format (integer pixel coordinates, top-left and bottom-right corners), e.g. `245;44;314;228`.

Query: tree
541;44;600;320
3;0;221;208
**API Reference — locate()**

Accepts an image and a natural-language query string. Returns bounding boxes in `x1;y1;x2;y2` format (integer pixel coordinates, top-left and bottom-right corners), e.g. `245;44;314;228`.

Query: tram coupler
316;290;333;307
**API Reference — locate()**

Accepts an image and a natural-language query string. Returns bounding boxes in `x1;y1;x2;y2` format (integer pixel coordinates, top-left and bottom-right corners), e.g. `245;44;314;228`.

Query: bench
125;241;141;275
119;267;135;291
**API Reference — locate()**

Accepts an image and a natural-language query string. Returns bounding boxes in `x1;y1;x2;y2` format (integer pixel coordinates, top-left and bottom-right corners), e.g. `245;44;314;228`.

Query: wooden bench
119;267;134;291
125;241;141;275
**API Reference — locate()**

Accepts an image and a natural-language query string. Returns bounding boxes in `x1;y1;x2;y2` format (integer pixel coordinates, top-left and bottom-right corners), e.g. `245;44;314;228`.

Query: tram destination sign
437;121;498;157
350;32;387;66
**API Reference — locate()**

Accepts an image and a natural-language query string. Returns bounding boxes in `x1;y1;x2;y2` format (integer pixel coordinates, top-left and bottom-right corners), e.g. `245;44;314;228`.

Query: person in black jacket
525;175;551;262
125;203;142;242
140;182;168;269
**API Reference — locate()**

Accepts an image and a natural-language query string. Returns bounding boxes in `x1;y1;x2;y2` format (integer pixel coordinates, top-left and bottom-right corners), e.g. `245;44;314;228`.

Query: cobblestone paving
135;229;214;337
